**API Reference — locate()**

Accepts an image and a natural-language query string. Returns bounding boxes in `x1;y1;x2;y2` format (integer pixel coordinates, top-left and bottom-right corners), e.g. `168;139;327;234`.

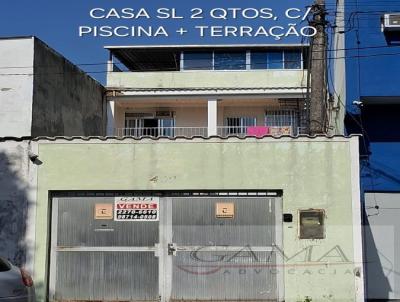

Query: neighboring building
0;136;364;302
342;2;400;300
105;45;327;138
0;36;105;137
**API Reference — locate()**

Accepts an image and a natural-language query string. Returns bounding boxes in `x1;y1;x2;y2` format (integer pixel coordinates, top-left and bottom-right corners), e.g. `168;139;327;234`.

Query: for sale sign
114;197;159;221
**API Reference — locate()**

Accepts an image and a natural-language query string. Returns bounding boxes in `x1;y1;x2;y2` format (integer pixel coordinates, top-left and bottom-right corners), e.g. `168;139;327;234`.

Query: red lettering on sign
116;203;158;210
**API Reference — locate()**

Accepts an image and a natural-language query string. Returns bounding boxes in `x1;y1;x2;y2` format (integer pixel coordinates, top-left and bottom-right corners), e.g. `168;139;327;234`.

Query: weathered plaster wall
31;38;105;136
0;140;37;271
0;38;34;137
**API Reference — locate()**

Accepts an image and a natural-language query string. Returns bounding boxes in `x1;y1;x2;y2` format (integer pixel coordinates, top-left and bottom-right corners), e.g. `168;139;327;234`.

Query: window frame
124;112;176;137
265;109;300;135
181;49;304;71
225;116;257;135
213;51;247;71
250;50;303;71
283;50;303;70
181;51;214;71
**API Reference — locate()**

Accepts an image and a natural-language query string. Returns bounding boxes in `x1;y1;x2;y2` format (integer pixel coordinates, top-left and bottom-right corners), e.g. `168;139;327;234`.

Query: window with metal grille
225;117;256;135
265;109;299;135
299;210;325;239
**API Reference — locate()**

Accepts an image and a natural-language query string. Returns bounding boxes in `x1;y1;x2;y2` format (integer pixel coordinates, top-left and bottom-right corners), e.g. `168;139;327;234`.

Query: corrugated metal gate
49;194;283;302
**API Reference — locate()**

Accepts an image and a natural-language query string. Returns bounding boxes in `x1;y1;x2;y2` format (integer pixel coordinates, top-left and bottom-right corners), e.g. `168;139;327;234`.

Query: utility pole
309;0;327;135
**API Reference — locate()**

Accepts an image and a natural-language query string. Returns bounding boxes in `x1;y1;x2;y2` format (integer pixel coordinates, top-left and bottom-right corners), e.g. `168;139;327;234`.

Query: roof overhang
106;87;307;99
105;43;309;50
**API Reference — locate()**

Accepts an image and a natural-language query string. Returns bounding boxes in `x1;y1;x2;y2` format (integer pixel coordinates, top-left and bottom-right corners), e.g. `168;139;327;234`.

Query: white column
106;100;116;136
107;60;113;73
207;99;218;136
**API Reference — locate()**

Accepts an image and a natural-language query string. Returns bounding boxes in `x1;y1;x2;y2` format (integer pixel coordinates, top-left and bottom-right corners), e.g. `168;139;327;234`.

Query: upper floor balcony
107;97;308;138
105;45;309;95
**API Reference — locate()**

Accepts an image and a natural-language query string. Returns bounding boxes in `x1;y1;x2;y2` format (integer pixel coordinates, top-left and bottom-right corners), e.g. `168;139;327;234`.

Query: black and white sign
114;197;159;221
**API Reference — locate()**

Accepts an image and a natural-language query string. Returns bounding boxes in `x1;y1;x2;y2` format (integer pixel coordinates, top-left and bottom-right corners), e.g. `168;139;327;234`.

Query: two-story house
105;44;309;138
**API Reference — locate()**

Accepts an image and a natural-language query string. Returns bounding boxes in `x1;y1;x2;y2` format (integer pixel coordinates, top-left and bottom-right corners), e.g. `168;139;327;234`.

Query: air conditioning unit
383;13;400;31
155;111;174;118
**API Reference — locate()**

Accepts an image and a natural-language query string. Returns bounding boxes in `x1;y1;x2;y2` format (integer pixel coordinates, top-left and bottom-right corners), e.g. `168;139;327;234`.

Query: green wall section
34;137;360;301
108;70;306;89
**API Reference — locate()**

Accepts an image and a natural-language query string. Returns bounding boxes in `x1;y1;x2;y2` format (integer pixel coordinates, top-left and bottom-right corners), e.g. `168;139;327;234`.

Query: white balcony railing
217;126;294;137
115;127;208;138
115;126;307;138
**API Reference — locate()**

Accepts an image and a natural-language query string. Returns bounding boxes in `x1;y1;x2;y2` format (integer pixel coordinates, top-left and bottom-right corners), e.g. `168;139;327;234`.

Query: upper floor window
224;117;257;135
214;51;247;70
124;112;175;137
265;109;300;135
284;50;302;69
183;51;213;70
251;50;301;70
182;49;303;71
251;51;280;69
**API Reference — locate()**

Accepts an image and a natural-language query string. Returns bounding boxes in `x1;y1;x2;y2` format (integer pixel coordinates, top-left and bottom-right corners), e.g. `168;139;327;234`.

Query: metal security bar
217;126;294;137
216;117;258;137
51;190;283;198
265;109;300;135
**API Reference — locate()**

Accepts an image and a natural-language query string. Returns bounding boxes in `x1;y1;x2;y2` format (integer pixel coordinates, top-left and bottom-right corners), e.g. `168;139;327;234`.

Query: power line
326;0;381;210
2;47;400;76
0;43;399;71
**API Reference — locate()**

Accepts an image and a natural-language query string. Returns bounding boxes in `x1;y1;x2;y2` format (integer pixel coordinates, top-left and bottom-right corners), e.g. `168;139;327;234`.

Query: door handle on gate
168;243;177;256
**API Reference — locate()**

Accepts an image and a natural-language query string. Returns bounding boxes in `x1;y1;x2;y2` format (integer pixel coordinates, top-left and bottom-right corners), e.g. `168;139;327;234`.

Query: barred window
225;117;257;135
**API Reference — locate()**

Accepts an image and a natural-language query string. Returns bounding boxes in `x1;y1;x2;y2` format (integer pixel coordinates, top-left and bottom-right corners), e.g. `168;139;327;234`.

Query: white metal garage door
49;194;283;302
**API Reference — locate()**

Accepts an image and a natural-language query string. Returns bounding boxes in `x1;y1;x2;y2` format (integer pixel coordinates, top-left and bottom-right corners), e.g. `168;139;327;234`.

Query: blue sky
0;0;313;83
